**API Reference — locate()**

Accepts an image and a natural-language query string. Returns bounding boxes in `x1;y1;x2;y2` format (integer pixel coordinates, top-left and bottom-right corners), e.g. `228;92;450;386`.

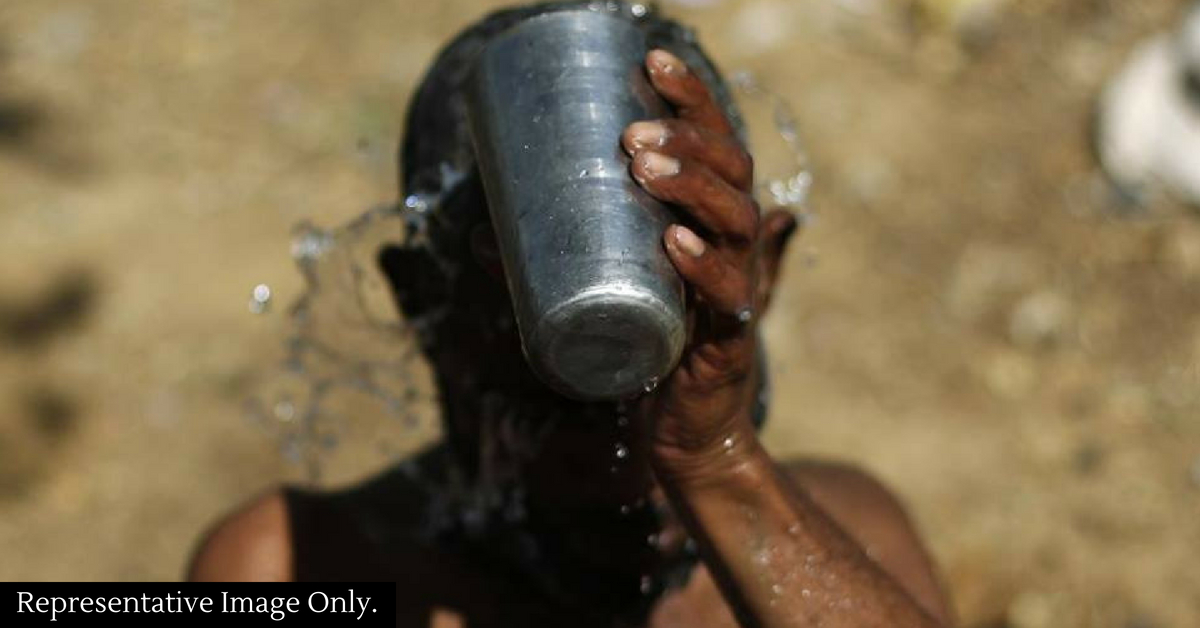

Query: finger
631;150;759;247
645;49;735;138
756;208;800;309
663;224;753;319
622;119;753;192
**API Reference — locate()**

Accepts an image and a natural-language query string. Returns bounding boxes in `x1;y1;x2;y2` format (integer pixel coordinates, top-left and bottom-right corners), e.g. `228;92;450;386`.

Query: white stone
1098;11;1200;206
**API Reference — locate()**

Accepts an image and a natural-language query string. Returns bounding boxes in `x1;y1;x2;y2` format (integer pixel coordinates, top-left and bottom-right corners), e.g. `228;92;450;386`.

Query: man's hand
622;49;796;479
623;50;948;628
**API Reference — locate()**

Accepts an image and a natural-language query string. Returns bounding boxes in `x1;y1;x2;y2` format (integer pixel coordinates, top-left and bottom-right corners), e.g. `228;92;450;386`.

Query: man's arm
786;461;952;623
656;438;951;627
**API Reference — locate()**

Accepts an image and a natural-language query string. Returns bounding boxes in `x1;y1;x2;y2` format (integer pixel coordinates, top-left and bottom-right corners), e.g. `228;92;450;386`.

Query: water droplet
643;377;660;393
614;443;629;459
639;575;653;594
787;523;801;535
403;193;434;213
722;436;735;452
579;169;589;177
249;283;272;314
801;588;812;598
631;3;648;17
646;533;659;547
260;203;437;480
620;504;632;516
772;584;783;595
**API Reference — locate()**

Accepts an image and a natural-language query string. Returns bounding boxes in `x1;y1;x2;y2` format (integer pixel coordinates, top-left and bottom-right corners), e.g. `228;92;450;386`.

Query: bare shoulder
782;459;954;625
186;489;292;582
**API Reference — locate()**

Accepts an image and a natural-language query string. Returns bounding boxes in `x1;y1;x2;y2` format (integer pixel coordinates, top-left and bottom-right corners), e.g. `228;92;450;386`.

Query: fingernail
641;151;680;178
673;226;706;257
648;49;685;75
626;121;669;150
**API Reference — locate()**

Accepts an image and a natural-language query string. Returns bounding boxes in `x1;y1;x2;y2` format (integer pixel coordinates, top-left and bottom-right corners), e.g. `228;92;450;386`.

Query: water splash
245;203;435;484
729;70;814;212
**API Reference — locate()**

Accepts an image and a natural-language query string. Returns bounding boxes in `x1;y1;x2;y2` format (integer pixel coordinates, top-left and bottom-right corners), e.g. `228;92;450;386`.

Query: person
188;3;953;627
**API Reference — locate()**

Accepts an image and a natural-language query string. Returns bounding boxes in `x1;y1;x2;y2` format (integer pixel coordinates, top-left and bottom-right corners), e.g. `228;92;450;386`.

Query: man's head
377;1;798;611
380;0;791;488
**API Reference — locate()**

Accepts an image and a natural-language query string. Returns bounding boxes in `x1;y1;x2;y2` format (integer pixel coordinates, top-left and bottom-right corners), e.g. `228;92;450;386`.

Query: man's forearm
654;430;945;628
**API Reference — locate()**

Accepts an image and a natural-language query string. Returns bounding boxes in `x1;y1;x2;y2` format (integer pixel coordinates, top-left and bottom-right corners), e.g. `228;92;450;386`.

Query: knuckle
691;343;753;383
685;74;715;101
707;256;731;285
664;119;702;153
712;262;749;305
729;275;753;309
735;150;754;185
727;194;759;241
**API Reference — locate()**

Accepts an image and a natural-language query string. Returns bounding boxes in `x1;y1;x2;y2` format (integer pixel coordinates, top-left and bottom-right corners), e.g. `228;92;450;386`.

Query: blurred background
1;0;1198;626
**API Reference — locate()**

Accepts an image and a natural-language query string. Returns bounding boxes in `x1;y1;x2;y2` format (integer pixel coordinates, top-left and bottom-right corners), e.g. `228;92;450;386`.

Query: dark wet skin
189;51;954;628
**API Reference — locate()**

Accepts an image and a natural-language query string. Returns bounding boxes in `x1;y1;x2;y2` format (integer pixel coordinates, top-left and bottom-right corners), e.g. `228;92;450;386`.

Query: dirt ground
0;0;1197;626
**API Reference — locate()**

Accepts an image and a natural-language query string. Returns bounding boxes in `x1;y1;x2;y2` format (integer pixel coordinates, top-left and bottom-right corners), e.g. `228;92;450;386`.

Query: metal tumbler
466;10;686;401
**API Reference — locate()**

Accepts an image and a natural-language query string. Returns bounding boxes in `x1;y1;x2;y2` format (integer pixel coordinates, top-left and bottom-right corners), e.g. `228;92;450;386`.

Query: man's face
440;217;681;574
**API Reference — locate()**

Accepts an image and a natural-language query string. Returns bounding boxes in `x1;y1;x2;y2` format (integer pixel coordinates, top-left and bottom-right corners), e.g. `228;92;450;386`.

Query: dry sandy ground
0;1;1197;626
